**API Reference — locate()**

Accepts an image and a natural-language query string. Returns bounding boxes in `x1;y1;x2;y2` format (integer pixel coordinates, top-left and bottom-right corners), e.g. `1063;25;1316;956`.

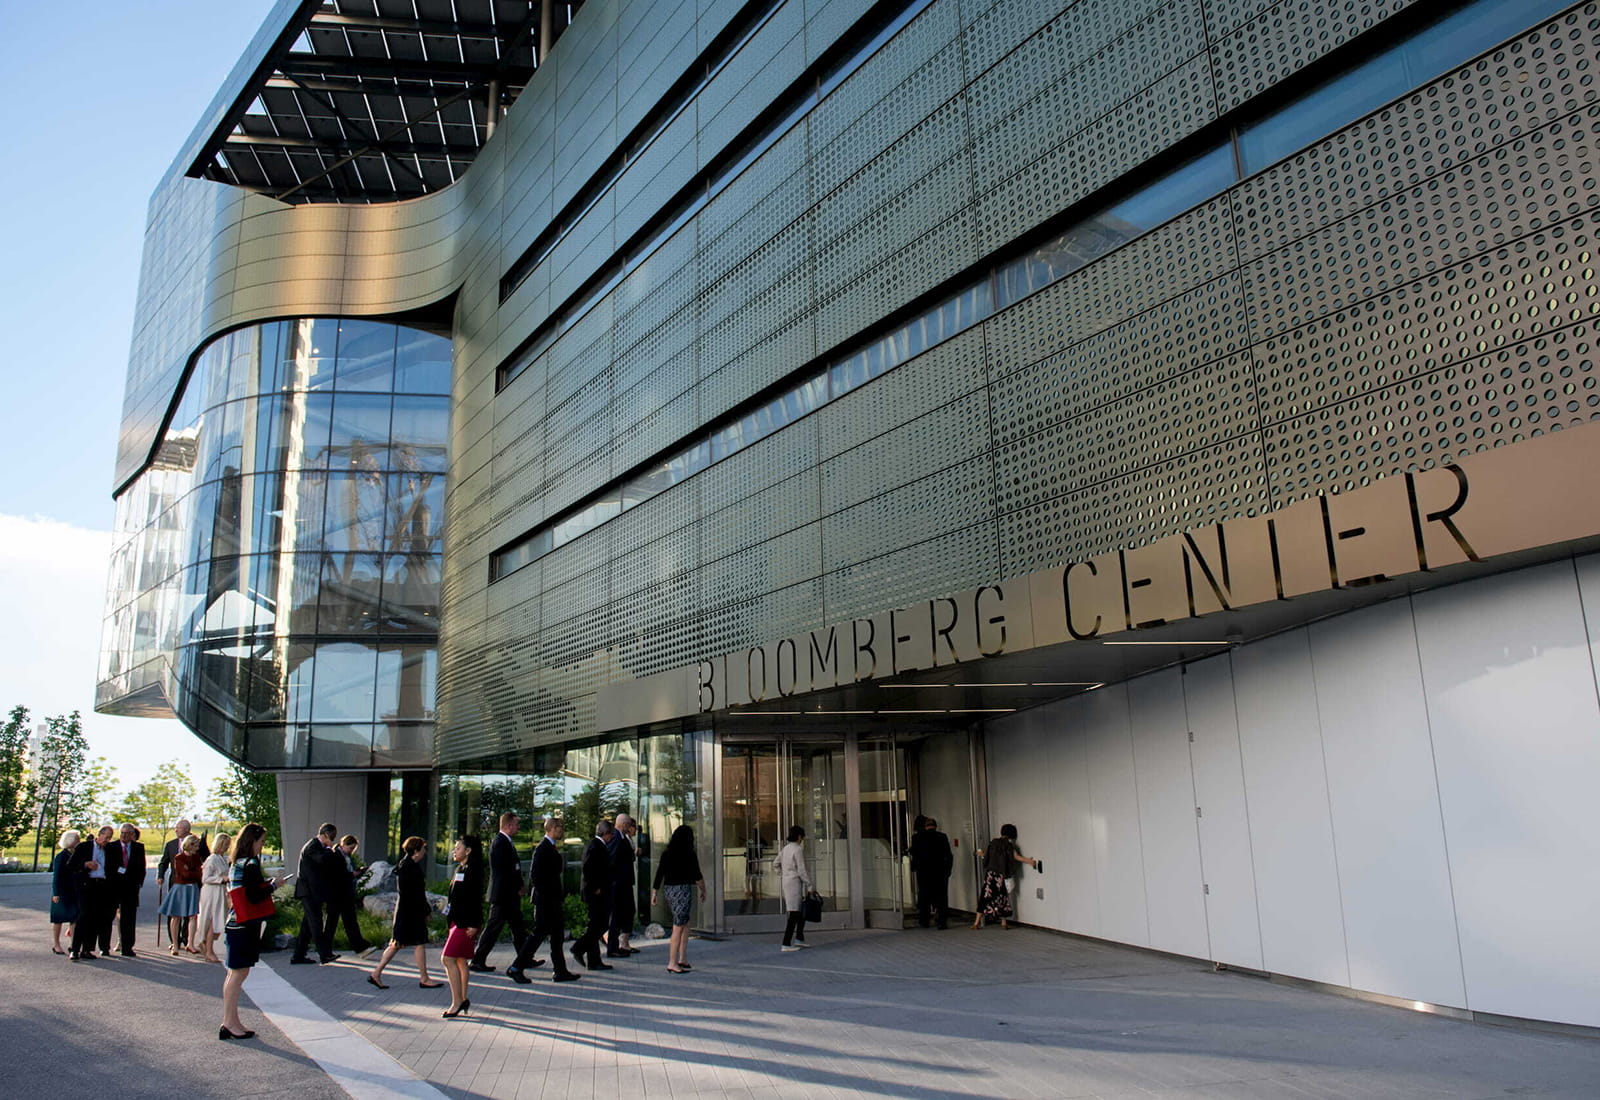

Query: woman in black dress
972;823;1038;930
368;836;440;989
650;825;705;974
441;835;484;1018
49;829;81;955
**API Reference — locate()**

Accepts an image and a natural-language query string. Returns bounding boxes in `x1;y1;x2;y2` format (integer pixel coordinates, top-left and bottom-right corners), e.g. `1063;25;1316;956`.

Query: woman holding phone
221;822;285;1039
440;835;484;1018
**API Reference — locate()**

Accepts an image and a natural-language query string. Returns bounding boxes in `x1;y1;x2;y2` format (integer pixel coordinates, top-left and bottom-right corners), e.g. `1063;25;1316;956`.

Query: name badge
453;872;465;882
117;867;126;874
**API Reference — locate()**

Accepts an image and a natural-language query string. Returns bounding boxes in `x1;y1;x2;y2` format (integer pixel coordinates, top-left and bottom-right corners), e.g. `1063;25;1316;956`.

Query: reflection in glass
98;317;449;769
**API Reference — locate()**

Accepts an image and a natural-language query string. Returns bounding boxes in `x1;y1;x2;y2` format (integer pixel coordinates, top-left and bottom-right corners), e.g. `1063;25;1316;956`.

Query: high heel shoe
367;975;388;990
442;999;471;1018
218;1026;256;1040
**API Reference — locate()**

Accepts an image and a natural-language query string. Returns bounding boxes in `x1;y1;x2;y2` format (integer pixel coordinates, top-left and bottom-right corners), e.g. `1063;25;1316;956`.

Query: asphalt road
0;877;344;1100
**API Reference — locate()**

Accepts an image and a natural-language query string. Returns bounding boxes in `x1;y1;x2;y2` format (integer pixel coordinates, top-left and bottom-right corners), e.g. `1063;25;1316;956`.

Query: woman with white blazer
775;825;812;952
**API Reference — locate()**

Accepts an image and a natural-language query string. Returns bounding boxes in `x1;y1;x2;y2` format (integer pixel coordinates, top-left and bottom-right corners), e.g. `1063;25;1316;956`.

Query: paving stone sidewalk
275;917;1600;1100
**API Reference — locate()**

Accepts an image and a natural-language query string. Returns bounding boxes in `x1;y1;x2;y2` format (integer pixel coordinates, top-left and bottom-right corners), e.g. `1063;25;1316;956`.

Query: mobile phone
282;871;298;880
1035;860;1044;875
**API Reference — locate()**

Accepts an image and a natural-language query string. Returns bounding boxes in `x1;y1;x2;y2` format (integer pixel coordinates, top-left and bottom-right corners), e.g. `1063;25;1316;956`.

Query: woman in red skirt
441;835;484;1018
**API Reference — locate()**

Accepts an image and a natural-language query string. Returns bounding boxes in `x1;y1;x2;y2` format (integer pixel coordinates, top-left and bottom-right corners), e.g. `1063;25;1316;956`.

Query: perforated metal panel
814;327;988;461
973;55;1218;253
969;0;1206;189
997;432;1271;575
994;351;1259;514
1231;9;1600;265
1264;296;1600;503
819;390;993;515
430;0;1600;760
821;455;997;572
1210;0;1424;115
824;521;1001;624
989;274;1252;446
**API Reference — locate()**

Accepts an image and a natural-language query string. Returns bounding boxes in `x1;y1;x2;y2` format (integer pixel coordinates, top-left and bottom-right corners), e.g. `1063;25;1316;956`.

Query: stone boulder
361;890;448;919
361;860;397;894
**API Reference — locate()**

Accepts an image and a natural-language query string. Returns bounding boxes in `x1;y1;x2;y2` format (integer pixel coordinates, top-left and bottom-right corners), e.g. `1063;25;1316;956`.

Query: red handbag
228;885;276;923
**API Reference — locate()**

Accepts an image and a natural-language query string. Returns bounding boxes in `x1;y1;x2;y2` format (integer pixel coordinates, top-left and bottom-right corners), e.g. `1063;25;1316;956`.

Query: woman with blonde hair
160;832;205;954
49;829;81;955
196;832;233;963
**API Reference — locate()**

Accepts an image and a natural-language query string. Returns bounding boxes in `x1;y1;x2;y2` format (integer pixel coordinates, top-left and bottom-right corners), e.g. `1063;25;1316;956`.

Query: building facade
104;0;1600;1028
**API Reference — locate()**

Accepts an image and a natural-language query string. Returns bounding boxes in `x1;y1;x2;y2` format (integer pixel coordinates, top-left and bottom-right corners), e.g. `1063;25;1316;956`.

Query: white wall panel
1310;599;1467;1008
916;730;978;913
983;705;1058;928
1416;561;1600;1027
1056;709;1100;936
1128;667;1210;959
1182;654;1262;970
1081;683;1150;947
1232;631;1351;987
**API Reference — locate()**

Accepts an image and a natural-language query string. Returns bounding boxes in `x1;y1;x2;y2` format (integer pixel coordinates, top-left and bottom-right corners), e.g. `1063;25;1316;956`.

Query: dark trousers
511;908;572;976
71;881;110;956
472;899;529;966
572;888;610;966
783;909;807;946
331;892;368;951
606;886;635;954
916;874;949;928
294;897;334;959
115;899;138;953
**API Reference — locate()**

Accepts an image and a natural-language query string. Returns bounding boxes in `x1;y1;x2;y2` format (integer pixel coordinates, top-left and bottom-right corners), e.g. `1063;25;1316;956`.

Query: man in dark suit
506;817;579;984
291;822;342;964
471;811;538;972
606;812;639;958
107;822;147;956
571;820;615;971
67;825;115;960
909;815;955;930
157;818;209;947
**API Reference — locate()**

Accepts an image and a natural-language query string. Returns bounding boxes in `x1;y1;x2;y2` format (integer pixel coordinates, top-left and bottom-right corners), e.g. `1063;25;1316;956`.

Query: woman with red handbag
440;835;484;1018
221;822;285;1039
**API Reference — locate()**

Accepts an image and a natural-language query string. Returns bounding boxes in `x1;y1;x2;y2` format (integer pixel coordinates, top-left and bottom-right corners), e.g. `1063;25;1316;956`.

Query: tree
207;764;281;852
0;705;35;849
118;760;196;848
33;712;118;835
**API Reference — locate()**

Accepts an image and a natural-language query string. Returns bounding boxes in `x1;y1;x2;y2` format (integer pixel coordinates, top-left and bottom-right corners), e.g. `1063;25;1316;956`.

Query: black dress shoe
586;960;614;971
319;954;342;964
505;968;531;984
468;962;495;972
527;957;546;967
218;1027;256;1040
552;971;580;982
290;956;315;964
121;949;136;957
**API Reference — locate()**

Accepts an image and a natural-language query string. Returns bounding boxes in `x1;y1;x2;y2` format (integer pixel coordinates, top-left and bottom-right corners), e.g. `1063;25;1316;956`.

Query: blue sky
0;3;276;806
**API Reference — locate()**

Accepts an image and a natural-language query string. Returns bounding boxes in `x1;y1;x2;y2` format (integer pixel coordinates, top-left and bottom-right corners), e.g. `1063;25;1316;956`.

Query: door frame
713;729;861;934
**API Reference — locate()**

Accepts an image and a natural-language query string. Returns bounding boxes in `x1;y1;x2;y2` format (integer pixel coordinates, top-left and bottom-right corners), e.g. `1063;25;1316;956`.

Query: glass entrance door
718;737;850;932
859;736;911;927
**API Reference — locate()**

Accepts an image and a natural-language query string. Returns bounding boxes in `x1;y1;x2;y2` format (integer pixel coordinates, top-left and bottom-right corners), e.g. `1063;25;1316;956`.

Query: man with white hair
606;813;640;957
158;817;209;948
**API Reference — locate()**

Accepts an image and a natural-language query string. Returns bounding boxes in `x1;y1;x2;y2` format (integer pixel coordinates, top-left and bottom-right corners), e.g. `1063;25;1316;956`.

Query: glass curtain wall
98;318;451;770
436;729;709;928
